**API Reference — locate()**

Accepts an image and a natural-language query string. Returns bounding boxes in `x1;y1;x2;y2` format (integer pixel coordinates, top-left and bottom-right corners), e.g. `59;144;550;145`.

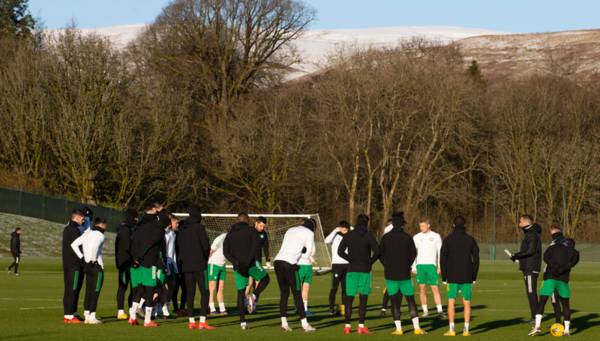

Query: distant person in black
7;228;21;275
177;205;215;330
440;215;479;336
62;209;85;324
115;208;138;320
529;226;579;336
337;214;379;335
379;212;425;335
510;214;542;323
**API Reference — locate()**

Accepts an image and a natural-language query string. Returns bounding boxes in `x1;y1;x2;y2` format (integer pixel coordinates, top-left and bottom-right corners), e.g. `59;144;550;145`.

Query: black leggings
329;264;348;310
390;293;417;321
116;264;132;310
538;294;571;321
8;253;19;273
83;263;104;312
523;272;539;320
172;272;186;311
274;260;306;319
382;290;390;310
185;271;209;318
345;295;368;324
160;277;177;306
63;267;84;315
551;291;563;322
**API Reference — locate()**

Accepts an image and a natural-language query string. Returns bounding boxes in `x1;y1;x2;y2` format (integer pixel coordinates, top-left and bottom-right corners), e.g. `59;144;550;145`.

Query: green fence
0;187;123;232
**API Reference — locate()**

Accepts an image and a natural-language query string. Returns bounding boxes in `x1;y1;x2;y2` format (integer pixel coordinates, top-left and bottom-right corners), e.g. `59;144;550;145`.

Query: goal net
173;213;331;270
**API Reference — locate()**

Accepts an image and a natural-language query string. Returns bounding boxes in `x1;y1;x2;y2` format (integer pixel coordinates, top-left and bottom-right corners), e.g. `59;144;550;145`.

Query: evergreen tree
0;0;35;39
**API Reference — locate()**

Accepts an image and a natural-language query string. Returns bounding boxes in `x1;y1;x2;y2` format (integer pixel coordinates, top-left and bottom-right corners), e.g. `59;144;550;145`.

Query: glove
301;246;307;254
83;206;94;218
510;255;517;262
132;259;141;268
79;258;86;267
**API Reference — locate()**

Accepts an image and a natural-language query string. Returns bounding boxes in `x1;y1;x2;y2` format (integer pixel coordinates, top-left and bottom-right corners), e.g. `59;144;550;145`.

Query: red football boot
358;326;371;334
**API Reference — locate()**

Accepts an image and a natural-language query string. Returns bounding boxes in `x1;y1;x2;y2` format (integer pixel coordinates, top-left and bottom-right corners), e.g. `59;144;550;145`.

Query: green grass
1;258;600;340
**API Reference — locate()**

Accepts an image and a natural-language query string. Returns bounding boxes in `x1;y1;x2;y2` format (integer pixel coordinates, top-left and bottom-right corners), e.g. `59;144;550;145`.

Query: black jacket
379;225;416;280
440;225;480;284
131;212;169;268
223;222;261;275
10;232;20;255
62;220;82;270
337;221;379;273
543;232;579;283
513;224;542;273
256;230;270;262
177;212;210;272
115;214;136;268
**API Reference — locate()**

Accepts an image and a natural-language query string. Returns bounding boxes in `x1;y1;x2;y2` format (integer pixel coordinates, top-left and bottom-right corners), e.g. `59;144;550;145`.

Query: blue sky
29;0;600;33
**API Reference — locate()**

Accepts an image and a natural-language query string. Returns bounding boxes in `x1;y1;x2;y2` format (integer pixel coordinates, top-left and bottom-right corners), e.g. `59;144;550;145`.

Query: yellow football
550;323;565;337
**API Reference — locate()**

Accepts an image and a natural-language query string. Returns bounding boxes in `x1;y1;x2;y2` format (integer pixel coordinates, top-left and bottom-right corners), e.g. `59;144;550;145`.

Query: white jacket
208;233;227;266
71;228;105;269
275;226;314;265
324;228;348;265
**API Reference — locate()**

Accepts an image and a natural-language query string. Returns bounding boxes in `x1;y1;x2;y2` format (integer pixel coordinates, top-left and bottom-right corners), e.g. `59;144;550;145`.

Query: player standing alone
440;216;480;336
529;226;579;336
324;220;350;315
412;218;445;317
7;228;21;276
273;218;317;332
223;213;271;330
379;212;426;335
338;214;379;334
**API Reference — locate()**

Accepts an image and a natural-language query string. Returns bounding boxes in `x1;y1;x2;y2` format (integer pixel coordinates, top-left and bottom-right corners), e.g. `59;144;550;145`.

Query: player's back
441;227;479;283
275;226;313;264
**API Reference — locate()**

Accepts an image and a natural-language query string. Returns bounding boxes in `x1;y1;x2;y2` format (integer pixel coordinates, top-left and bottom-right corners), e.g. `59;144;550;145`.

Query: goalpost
173;213;331;271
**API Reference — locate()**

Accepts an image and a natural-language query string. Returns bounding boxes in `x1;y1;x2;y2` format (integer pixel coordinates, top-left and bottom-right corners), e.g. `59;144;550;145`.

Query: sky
29;0;600;33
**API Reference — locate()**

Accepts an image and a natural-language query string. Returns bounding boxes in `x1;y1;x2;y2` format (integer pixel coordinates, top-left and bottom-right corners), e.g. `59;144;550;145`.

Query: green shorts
297;265;313;285
131;266;164;288
385;279;414;296
447;283;473;301
234;261;268;290
208;264;227;282
416;264;439;286
540;279;571;299
346;272;372;296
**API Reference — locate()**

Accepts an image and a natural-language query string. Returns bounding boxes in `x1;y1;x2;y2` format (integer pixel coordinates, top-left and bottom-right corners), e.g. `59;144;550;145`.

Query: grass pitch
1;258;600;340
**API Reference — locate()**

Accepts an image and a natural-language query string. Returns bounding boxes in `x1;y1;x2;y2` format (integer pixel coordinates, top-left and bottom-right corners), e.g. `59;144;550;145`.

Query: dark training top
543;232;579;283
255;230;270;263
115;212;136;268
177;207;210;272
440;225;480;284
62;220;82;270
10;231;21;255
379;224;417;281
337;220;379;273
223;221;261;276
513;224;542;273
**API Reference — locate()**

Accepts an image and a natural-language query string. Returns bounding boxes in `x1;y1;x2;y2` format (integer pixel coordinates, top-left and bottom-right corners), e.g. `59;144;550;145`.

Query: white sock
565;321;570;333
535;314;542;329
437;304;443;313
189;317;195;323
412;317;420;330
394;320;402;330
162;305;170;316
144;307;152;324
300;318;309;328
359;323;365;328
130;302;139;319
90;312;96;320
304;300;308;311
219;302;226;311
118;309;125;315
345;324;351;328
422;305;428;313
449;322;455;331
199;316;206;323
209;302;216;312
84;310;90;319
464;322;470;332
281;317;288;327
241;322;247;328
64;315;73;319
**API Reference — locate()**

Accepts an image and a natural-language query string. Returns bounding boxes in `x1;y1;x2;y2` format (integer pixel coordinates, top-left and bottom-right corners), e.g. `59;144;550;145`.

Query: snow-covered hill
56;24;502;78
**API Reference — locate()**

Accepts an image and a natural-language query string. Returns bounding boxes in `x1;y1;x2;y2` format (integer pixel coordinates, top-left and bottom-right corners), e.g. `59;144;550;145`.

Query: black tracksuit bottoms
185;270;209;318
83;262;104;312
274;260;306;319
116;264;132;310
63;266;84;315
329;263;348;311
